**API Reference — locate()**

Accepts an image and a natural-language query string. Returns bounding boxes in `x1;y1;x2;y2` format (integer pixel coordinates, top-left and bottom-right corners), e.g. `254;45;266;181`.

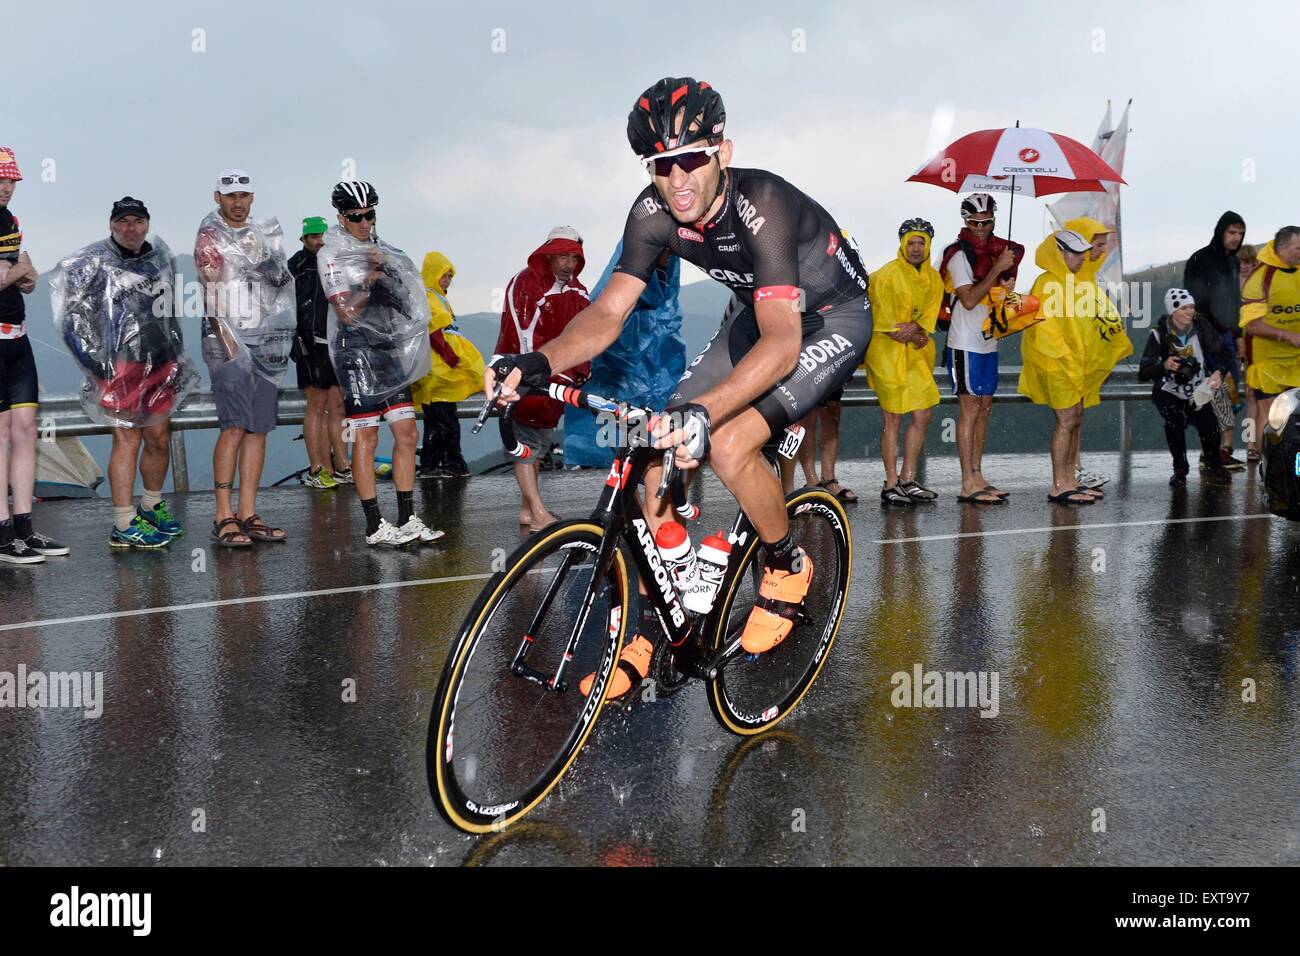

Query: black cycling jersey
0;207;25;326
614;167;868;320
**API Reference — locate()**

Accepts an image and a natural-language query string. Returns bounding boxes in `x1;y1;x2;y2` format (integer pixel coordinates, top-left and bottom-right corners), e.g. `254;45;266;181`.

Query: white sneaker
366;518;420;548
398;515;445;545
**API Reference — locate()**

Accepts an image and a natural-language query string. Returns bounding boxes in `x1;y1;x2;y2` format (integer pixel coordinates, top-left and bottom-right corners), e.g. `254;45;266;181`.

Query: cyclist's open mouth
672;189;696;213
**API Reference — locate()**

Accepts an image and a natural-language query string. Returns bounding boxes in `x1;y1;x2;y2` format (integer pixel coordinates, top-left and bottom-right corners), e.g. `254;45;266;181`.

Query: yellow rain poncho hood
411;251;486;406
1241;240;1300;393
865;230;943;414
1062;217;1132;406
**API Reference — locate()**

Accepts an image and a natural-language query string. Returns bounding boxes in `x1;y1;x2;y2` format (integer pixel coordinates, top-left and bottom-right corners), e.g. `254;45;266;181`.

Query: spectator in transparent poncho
194;169;295;547
51;196;201;547
320;180;439;549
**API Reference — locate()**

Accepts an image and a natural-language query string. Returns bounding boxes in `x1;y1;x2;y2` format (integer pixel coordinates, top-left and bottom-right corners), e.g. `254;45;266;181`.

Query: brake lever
472;382;504;435
655;448;676;500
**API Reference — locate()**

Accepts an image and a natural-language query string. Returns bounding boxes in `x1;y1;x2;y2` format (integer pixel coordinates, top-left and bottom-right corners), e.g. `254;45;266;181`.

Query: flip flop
979;485;1010;499
1048;490;1095;505
957;491;1007;504
819;479;858;503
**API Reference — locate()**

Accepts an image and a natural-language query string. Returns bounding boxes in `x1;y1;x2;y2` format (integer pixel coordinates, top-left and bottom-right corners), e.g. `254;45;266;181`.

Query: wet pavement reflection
0;451;1296;865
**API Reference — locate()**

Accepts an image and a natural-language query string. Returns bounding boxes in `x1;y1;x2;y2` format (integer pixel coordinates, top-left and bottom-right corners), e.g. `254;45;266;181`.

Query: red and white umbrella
908;125;1125;199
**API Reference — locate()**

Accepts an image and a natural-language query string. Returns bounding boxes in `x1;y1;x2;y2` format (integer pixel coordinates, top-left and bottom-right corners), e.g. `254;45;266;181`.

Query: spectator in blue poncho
564;245;685;467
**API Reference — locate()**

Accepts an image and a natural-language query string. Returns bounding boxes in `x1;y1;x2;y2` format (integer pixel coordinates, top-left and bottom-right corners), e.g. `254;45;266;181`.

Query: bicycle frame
490;383;785;695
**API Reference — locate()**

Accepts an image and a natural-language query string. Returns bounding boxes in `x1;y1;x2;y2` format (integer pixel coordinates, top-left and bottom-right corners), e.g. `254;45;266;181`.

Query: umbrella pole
1005;119;1020;241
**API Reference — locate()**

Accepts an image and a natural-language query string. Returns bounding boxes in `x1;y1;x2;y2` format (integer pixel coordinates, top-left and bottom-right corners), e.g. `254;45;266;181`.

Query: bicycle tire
428;520;631;833
705;487;851;735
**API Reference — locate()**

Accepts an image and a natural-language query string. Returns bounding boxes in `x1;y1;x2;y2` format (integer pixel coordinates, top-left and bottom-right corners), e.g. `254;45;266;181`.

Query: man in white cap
194;168;292;547
495;226;591;531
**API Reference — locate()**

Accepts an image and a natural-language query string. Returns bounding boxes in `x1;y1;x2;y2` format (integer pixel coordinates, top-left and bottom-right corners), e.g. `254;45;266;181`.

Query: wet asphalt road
1;451;1297;866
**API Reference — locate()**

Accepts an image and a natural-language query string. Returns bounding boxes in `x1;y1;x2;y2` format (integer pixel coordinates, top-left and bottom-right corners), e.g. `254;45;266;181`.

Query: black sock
12;513;32;539
0;519;13;546
763;533;798;572
397;490;414;525
361;497;382;536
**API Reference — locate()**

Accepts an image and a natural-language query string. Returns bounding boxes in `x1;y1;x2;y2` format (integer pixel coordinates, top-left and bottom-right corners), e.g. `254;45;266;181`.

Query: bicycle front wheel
428;521;631;833
706;487;851;735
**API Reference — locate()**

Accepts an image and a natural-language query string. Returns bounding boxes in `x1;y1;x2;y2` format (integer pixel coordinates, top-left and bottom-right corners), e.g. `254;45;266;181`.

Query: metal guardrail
37;365;1147;492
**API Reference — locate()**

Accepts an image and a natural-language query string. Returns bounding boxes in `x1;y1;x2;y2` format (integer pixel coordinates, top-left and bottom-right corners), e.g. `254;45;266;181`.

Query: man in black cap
1184;211;1248;469
55;197;193;548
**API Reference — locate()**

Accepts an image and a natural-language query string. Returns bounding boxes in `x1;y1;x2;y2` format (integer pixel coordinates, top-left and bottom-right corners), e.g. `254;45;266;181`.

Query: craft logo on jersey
677;226;704;243
734;192;766;235
1018;147;1040;164
826;231;839;256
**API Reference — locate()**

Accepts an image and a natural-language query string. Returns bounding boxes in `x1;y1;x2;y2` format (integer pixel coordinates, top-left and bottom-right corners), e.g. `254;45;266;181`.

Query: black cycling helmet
331;181;379;211
627;77;726;158
899;218;935;239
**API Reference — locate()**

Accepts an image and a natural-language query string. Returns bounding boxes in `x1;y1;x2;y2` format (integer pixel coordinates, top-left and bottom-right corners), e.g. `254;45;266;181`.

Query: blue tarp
563;242;685;467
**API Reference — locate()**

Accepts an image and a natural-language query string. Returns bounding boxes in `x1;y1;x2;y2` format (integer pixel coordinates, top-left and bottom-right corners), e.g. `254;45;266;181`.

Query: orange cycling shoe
740;551;814;654
579;634;654;700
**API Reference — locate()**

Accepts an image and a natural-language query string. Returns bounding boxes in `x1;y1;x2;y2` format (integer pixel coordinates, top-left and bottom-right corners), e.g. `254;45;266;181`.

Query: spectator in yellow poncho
413;251;485;477
1240;226;1300;435
1063;216;1130;490
1019;230;1099;504
866;218;943;505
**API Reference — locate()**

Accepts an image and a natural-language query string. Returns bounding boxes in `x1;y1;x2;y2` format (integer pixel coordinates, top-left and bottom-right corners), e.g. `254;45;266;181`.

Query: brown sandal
211;516;252;548
241;514;286;542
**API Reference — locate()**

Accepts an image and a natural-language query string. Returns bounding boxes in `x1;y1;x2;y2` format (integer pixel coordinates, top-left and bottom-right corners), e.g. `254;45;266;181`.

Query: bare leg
212;426;249;542
709;408;788;545
819;401;842;481
236;432;267;522
795;410;818;486
327;387;349;471
881;411;902;488
514;460;557;531
1050;404;1084;496
901;407;933;483
7;406;37;516
391;418;417;492
303;387;329;472
139;420;171;493
352;427;380;501
956;394;984;497
109;428;144;508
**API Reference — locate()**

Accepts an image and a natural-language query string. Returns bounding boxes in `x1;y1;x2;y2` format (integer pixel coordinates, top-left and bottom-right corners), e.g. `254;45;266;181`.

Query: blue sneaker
111;516;172;549
138;500;183;536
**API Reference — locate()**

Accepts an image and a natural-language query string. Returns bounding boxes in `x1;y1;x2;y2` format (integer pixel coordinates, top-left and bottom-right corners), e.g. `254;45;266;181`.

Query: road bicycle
427;382;852;833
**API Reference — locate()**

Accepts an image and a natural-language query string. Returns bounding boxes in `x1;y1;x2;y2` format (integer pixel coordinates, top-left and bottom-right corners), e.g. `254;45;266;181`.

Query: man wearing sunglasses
488;77;871;700
937;193;1023;504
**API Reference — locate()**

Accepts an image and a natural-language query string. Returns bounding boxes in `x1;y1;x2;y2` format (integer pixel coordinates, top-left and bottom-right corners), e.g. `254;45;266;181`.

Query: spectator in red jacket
497;226;592;531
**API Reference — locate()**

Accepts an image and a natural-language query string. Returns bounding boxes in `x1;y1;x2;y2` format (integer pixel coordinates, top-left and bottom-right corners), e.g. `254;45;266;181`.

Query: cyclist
487;77;871;699
320;181;443;548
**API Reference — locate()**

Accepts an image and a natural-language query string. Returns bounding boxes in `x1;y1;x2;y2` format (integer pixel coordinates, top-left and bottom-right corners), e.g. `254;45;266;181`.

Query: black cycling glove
664;402;712;462
490;352;553;390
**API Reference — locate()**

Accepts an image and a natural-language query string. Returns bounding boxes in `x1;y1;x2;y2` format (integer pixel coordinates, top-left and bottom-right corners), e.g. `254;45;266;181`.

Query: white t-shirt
944;252;997;355
318;240;372;300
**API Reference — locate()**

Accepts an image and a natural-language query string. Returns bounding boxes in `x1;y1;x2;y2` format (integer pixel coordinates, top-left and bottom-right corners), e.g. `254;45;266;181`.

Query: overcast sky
8;0;1294;312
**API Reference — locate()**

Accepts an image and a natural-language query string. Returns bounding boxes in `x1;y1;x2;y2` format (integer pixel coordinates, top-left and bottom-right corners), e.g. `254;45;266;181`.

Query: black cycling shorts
296;341;338;391
668;294;870;436
0;334;39;413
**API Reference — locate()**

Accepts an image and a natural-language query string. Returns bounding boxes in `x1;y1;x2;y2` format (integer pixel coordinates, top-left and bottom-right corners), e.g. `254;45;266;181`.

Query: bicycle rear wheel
428;521;630;832
706;487;851;734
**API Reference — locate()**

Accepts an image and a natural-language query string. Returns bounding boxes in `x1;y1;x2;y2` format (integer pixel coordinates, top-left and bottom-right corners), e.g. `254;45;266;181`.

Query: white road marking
0;571;496;633
876;512;1275;545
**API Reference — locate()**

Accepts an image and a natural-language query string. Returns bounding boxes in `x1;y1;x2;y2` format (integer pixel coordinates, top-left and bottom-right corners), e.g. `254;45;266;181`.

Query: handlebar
473;381;680;498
